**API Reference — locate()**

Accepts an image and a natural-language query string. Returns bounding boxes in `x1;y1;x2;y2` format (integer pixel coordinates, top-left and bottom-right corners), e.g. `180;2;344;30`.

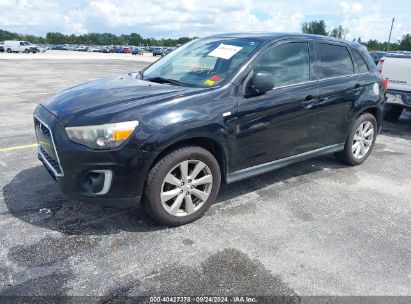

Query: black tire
335;113;377;166
384;104;403;121
144;146;221;226
7;48;12;53
25;49;30;53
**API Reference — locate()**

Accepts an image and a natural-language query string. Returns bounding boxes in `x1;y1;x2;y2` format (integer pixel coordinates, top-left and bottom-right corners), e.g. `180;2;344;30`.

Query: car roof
209;32;341;41
207;32;363;48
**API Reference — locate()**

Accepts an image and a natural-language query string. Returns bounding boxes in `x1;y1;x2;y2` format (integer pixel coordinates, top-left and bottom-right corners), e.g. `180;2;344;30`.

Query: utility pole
386;18;395;51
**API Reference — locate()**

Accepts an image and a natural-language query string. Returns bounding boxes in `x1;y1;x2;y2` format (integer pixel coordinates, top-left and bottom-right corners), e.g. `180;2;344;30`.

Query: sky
0;0;410;42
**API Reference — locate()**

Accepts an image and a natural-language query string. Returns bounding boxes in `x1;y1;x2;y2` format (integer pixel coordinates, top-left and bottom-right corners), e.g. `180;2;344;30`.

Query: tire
384;104;403;121
144;146;221;226
7;48;12;53
335;113;377;166
25;49;30;53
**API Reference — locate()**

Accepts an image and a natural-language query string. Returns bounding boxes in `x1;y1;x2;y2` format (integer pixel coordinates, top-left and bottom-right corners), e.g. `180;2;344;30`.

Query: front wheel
335;113;377;166
144;146;221;226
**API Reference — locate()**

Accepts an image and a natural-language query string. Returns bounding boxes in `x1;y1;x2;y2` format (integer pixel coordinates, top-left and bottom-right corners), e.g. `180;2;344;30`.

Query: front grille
34;115;64;177
38;121;51;137
39;146;62;175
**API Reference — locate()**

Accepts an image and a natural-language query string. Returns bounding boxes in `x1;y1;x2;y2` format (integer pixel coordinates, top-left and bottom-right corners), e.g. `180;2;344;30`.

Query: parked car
102;47;113;53
4;40;38;53
122;47;132;54
378;54;411;120
370;51;388;65
161;47;174;56
0;42;4;53
34;33;385;226
52;45;69;51
113;47;123;53
132;47;143;55
152;47;164;56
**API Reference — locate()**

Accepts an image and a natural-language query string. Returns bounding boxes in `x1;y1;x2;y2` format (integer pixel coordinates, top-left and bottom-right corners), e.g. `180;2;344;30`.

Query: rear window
318;43;354;78
352;49;369;73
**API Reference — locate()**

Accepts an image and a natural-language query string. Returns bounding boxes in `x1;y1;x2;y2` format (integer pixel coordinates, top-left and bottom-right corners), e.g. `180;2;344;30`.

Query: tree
399;34;411;51
329;25;348;39
301;20;327;36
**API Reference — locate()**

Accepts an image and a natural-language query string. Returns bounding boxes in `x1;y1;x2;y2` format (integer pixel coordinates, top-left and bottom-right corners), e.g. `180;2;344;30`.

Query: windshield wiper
145;77;185;86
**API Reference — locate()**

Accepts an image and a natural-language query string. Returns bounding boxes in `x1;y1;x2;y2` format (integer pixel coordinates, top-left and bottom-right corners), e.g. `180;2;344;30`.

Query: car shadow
2;165;165;235
3;154;345;236
216;154;345;205
380;110;411;141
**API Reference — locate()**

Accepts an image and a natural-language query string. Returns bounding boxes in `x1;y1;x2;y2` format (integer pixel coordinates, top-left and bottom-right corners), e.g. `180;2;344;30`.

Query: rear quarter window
318;43;354;78
352;49;369;73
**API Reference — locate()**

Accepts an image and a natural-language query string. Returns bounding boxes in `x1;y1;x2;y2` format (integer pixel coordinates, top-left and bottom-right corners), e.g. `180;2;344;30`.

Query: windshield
142;37;260;87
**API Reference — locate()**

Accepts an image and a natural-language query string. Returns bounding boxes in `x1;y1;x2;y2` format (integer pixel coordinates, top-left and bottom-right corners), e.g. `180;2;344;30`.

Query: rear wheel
384;104;403;121
335;113;377;166
144;146;221;226
25;49;30;53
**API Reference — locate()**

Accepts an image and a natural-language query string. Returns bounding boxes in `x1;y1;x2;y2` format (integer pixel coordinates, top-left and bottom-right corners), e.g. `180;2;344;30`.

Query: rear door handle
352;83;363;92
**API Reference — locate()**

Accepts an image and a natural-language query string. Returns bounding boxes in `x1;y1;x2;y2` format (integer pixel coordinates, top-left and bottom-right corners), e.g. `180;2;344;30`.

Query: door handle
352;83;362;92
302;95;317;108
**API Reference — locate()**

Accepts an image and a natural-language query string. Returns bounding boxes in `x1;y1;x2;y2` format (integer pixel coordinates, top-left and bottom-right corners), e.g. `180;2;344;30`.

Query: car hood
42;73;204;121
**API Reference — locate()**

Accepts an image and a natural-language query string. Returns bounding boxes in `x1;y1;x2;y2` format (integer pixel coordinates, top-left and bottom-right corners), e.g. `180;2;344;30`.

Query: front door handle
302;95;317;108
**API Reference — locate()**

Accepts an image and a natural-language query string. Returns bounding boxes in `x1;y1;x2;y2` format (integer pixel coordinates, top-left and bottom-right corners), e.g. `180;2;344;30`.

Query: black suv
34;33;385;226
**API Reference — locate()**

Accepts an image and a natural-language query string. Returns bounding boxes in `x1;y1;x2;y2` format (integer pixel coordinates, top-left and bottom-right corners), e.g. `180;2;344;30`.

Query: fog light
81;170;112;195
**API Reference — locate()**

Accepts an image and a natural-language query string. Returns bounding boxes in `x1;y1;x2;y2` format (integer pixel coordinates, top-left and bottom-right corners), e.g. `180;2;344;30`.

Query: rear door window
318;43;354;78
254;42;310;87
352;49;369;73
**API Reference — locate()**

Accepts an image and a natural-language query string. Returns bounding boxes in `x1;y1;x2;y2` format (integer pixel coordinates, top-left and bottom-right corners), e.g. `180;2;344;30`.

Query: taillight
382;78;388;90
377;58;385;73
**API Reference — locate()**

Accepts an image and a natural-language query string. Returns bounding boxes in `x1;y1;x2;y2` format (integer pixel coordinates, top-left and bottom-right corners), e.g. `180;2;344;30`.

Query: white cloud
0;0;409;42
340;1;363;13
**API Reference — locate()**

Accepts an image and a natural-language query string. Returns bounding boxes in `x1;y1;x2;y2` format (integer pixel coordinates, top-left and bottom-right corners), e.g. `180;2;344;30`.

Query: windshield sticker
208;44;243;60
204;79;215;86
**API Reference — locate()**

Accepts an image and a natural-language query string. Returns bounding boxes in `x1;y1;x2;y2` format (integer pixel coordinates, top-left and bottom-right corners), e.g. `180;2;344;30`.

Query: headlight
65;120;139;149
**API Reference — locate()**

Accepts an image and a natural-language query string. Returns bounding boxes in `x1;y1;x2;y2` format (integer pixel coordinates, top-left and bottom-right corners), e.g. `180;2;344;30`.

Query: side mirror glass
250;71;274;95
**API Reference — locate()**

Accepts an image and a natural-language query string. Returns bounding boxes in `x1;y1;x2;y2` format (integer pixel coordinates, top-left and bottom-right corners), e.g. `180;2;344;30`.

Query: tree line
302;20;411;51
0;29;194;47
1;20;411;50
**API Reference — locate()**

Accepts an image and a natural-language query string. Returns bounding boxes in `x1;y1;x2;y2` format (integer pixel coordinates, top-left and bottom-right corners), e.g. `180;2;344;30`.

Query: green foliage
329;25;348;39
301;19;411;52
301;20;328;36
0;29;195;46
398;34;411;51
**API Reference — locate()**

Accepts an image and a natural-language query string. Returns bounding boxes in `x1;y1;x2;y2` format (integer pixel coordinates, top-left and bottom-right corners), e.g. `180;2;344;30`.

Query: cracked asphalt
0;55;410;300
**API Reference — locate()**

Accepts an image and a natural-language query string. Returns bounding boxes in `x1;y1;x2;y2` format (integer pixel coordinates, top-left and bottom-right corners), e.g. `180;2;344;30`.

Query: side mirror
250;71;274;94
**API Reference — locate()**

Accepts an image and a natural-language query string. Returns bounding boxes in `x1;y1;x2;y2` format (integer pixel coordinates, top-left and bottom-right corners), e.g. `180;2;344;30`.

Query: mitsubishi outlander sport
34;33;385;226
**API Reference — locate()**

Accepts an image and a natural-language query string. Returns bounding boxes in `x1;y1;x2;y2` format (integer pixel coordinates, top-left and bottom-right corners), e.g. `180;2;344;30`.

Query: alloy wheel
160;160;213;217
352;121;374;159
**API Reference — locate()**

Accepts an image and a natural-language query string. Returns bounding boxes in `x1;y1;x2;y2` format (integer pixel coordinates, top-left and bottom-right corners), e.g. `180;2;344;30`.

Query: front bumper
386;89;411;109
34;105;156;207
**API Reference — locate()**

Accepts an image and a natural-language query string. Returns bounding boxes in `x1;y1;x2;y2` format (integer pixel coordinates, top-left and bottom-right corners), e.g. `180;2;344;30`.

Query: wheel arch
146;136;229;183
355;106;382;132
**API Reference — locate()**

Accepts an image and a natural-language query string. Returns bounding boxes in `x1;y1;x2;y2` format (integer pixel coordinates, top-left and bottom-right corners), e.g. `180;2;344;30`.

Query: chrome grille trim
34;115;64;177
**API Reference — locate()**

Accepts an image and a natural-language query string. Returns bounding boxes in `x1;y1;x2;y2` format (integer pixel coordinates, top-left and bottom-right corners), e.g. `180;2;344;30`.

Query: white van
3;41;38;53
